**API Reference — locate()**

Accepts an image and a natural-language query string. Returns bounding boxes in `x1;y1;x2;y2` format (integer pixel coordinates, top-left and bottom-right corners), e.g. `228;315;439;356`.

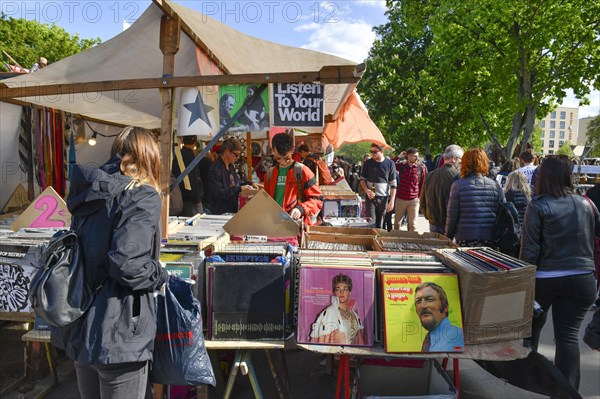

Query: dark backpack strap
295;163;304;203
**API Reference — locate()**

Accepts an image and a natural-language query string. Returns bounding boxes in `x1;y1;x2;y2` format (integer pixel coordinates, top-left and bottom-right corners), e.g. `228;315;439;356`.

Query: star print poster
177;87;219;138
218;84;270;133
382;272;464;353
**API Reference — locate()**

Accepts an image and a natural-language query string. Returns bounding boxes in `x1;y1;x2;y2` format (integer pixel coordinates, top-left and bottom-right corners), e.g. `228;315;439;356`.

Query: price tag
242;235;268;243
11;186;71;232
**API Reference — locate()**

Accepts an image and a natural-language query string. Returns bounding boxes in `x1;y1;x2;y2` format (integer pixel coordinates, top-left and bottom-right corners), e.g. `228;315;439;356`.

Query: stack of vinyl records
303;233;376;251
375;237;456;252
369;251;451;273
437;247;529;272
0;233;51;314
206;243;292;341
295;252;376;347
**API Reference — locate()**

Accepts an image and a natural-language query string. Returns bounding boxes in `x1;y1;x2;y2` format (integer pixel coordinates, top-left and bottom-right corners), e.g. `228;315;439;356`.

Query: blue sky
2;0;597;117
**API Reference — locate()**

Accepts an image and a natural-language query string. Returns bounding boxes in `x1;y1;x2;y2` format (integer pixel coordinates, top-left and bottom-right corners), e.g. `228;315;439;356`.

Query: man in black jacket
206;138;257;214
420;145;463;234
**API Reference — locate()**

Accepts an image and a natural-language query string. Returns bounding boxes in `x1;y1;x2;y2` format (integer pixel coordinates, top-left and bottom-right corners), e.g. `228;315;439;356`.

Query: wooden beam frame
0;65;363;99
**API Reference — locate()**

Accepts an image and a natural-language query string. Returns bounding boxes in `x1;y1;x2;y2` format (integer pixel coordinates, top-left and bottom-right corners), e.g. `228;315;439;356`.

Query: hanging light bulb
88;131;98;146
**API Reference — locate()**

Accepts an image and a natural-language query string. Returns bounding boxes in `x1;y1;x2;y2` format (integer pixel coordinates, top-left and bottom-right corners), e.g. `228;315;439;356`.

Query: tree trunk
520;103;538;150
505;112;524;159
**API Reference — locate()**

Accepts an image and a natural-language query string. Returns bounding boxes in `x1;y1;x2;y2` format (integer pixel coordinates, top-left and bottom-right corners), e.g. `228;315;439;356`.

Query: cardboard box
376;230;452;241
224;190;300;238
356;359;457;398
433;248;535;344
303;233;377;251
305;225;378;236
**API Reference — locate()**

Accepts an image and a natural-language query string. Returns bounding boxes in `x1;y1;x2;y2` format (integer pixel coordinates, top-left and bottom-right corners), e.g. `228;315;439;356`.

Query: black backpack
493;200;521;254
28;218;106;327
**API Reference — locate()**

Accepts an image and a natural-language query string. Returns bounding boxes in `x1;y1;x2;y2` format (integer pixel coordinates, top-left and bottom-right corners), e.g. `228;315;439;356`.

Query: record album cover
297;266;375;346
382;273;464;353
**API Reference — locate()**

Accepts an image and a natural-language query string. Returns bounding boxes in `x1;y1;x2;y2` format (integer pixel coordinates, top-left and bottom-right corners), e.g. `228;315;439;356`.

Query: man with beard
414;282;464;352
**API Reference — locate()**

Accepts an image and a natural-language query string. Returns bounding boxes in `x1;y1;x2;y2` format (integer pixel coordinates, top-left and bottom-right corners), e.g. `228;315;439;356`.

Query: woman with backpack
53;127;169;398
504;170;531;223
520;155;599;391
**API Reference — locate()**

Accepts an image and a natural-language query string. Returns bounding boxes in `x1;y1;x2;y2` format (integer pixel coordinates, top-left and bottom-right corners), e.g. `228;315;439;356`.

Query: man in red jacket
264;133;323;225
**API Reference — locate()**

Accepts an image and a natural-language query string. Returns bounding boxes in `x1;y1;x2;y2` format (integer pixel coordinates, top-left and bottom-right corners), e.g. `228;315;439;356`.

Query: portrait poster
297;266;375;347
218;84;270;133
382;273;464;353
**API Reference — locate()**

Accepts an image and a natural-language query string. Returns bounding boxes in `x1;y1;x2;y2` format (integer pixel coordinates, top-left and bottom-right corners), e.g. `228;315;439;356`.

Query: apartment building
537;106;579;154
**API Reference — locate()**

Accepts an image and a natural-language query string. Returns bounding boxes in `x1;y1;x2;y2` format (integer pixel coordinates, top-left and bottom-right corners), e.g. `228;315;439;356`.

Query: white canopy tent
0;0;359;133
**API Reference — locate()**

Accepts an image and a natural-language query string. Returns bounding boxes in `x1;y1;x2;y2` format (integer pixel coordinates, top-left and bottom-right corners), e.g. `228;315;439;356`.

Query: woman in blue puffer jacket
445;147;504;246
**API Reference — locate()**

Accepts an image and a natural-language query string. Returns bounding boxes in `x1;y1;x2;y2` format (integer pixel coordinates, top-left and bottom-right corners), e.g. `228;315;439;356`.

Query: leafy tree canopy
335;142;372;164
360;0;600;159
586;116;600;157
0;13;100;71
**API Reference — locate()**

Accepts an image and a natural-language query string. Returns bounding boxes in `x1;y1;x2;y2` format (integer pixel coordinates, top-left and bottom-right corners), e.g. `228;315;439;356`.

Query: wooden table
205;340;290;399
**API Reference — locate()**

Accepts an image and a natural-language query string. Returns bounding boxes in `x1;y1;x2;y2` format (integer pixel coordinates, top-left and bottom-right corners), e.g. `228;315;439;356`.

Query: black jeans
528;272;596;390
365;196;388;229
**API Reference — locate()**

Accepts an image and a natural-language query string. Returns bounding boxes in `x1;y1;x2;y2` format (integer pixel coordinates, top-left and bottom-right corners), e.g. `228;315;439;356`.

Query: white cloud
353;0;387;10
562;88;600;118
296;19;376;63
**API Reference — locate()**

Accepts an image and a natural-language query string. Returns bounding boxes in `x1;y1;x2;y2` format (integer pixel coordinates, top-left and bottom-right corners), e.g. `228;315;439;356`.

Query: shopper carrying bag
150;276;215;387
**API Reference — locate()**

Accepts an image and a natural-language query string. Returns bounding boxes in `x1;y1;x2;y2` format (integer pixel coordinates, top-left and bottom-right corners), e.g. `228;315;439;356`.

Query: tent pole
158;14;180;240
246;131;252;181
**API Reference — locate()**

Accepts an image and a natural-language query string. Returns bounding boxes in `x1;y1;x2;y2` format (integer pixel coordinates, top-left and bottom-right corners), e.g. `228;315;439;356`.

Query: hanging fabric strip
37;107;47;190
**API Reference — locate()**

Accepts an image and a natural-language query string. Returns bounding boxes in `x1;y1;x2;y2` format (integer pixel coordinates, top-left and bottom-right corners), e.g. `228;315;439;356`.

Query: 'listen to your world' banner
271;83;324;128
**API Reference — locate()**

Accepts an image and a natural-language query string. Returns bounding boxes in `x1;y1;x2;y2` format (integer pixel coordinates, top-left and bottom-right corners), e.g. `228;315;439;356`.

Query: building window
550;121;556;128
559;130;565;139
541;130;545;138
560;111;566;119
540;120;546;128
550;130;555;138
560;121;565;129
551;111;556;119
559;140;564;147
549;150;554;154
549;140;555;147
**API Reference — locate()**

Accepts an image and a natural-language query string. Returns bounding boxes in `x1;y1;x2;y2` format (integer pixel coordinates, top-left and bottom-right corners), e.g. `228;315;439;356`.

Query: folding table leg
243;351;263;399
453;358;460;399
264;349;285;399
223;349;243;399
335;354;351;399
276;349;292;398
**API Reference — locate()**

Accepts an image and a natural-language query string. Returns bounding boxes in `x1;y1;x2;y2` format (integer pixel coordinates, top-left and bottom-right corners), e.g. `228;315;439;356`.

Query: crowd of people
62;126;599;397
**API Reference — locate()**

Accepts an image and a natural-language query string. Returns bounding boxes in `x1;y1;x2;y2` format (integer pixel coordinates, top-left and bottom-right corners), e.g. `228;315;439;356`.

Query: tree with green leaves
361;1;600;159
586;116;600;157
556;143;574;157
335;142;373;164
0;13;100;71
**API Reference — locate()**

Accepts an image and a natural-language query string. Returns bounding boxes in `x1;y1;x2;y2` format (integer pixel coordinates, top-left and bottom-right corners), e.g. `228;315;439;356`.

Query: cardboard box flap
224;189;299;237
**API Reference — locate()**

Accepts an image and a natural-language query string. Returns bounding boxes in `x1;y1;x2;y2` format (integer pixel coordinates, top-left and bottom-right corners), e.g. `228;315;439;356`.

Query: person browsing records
263;133;323;225
206;138;257;214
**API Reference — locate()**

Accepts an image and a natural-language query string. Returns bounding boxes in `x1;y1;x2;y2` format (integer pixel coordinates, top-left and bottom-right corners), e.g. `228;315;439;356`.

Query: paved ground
1;214;599;398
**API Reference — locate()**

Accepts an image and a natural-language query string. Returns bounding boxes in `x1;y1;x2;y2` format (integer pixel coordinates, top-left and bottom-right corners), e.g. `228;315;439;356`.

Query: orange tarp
322;90;388;149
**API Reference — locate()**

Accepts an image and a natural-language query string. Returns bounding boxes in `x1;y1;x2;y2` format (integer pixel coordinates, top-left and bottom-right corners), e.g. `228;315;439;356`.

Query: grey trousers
75;360;151;399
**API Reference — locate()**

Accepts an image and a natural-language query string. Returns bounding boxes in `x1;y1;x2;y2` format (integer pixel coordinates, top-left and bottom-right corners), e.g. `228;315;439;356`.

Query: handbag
28;217;107;327
150;276;216;387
